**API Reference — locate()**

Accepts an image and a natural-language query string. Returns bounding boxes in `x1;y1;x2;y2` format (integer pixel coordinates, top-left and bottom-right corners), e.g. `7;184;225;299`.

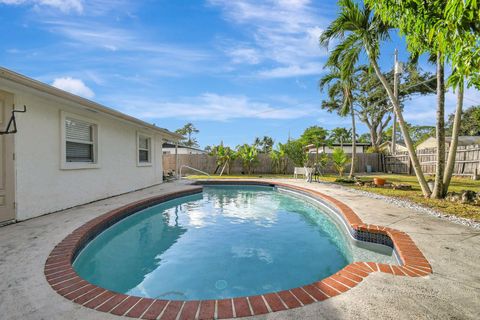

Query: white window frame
137;132;153;166
60;111;100;170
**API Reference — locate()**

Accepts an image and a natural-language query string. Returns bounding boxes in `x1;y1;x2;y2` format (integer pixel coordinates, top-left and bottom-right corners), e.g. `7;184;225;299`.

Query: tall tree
443;83;464;189
320;0;432;197
175;123;200;148
356;64;436;151
319;65;358;178
356;67;392;151
254;136;274;153
270;143;288;174
284;139;307;167
383;123;436;147
329;127;351;147
447;105;480;136
299;126;329;165
358;133;371;144
366;0;480;197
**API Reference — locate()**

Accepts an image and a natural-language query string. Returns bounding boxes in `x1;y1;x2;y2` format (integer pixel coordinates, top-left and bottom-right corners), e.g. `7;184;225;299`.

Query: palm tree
367;0;477;197
270;143;288;174
214;145;236;175
332;148;350;177
329;127;351;148
319;0;431;197
254;137;261;149
175;123;199;148
236;144;259;175
254;136;274;153
319;66;357;178
261;136;274;153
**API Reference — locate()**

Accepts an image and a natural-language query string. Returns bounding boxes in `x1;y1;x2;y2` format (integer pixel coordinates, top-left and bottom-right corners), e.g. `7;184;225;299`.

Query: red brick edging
45;181;432;319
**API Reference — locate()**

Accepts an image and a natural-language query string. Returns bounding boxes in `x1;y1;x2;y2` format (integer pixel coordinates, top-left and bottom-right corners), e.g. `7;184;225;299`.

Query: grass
187;173;480;221
343;174;480;221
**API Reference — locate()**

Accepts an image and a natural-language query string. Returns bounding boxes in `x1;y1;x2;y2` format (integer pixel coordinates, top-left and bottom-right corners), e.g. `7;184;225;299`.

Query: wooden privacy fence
385;152;411;174
163;153;384;175
385;144;480;176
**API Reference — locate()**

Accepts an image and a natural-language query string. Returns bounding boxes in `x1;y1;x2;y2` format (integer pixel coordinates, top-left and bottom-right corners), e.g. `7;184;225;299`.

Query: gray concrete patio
0;179;479;319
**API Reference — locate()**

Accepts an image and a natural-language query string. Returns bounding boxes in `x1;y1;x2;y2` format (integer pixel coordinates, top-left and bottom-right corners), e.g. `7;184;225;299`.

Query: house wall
416;137;437;150
308;145;366;154
163;147;206;155
1;80;165;221
416;137;450;151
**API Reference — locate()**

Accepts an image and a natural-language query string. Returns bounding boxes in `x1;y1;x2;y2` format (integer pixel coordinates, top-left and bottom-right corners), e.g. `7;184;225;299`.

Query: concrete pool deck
0;179;479;319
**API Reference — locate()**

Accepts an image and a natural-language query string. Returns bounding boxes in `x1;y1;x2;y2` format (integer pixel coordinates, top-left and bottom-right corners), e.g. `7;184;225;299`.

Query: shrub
332;148;349;176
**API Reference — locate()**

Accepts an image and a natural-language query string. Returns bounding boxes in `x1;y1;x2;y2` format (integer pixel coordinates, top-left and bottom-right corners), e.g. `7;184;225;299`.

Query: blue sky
1;0;479;148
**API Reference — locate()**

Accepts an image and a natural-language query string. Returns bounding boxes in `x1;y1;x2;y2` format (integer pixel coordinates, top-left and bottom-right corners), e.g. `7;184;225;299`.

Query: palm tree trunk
368;55;431;197
443;80;464;194
432;54;446;199
349;108;356;178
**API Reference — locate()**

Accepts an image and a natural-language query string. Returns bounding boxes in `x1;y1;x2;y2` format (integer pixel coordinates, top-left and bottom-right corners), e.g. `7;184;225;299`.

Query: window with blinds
138;135;151;163
65;117;95;162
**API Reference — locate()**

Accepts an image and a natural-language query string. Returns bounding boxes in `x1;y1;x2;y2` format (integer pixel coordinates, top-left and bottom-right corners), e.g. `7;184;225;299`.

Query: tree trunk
369;126;377;150
392;114;397;154
432;53;445;199
443;80;464;194
349;108;356;178
368;55;431;197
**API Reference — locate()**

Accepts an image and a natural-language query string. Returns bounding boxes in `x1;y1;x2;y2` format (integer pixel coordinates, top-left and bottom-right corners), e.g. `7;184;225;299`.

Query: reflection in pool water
73;185;395;300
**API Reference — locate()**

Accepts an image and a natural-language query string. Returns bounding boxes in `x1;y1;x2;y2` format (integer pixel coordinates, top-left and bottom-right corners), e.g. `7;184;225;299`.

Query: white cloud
51;77;94;99
41;20;211;63
258;62;324;78
226;47;262;65
112;93;316;121
41;20;134;50
209;0;330;77
0;0;83;13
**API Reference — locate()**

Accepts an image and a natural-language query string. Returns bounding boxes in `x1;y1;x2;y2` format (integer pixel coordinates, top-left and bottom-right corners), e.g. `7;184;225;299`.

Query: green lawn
187;173;480;221
342;174;480;221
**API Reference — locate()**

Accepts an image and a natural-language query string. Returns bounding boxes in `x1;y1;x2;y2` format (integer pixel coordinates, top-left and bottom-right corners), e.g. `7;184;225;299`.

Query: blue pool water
73;185;394;300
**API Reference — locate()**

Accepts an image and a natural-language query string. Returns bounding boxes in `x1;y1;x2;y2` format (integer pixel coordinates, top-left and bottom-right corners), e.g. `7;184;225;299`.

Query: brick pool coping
44;181;432;320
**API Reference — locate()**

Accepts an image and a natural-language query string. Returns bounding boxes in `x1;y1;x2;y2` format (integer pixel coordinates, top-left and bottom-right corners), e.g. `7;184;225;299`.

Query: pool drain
215;280;228;289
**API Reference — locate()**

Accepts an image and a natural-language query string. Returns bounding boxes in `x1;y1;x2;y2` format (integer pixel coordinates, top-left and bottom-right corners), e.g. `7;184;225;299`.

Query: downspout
175;142;179;179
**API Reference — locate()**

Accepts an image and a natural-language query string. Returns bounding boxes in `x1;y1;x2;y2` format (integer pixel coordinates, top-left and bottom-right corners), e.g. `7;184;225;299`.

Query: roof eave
0;67;182;141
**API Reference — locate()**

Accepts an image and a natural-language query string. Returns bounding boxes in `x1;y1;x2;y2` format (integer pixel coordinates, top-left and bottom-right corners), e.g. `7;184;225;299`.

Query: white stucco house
416;136;480;151
162;142;207;155
379;141;408;153
0;67;181;224
306;142;371;154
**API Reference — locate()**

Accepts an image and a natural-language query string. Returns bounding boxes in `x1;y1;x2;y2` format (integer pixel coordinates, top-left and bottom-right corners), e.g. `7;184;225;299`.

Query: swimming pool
45;181;431;319
72;185;396;301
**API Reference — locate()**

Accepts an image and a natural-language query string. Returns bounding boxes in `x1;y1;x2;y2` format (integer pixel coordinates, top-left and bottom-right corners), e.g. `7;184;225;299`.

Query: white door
0;90;15;223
